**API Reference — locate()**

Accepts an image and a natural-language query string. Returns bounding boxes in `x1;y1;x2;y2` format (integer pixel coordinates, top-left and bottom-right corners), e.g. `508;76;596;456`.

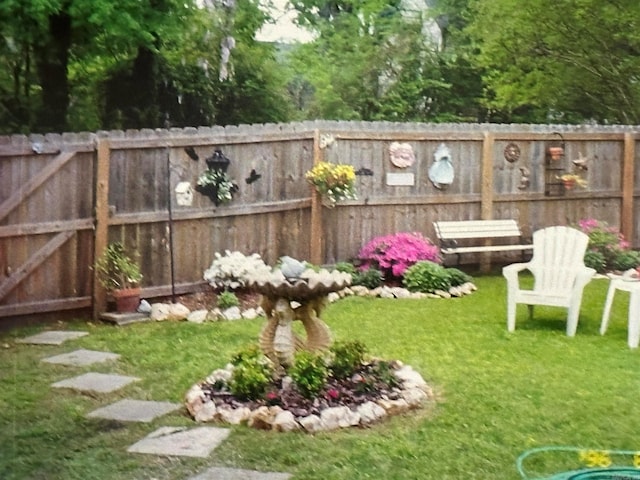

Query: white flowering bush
203;250;272;290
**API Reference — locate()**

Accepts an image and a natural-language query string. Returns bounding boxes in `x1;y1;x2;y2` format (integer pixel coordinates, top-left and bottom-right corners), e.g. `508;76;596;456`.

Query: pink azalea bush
577;218;640;272
357;232;441;278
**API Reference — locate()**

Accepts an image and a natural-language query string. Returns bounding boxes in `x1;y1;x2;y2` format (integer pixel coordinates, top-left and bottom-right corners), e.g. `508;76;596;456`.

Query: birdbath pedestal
246;268;351;372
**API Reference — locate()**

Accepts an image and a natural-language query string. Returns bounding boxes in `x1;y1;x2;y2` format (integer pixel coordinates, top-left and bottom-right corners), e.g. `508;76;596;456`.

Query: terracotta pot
548;146;564;160
562;179;576;190
112;287;141;313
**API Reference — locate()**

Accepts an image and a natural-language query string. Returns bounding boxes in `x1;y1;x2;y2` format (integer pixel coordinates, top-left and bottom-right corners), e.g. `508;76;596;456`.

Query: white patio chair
502;226;595;336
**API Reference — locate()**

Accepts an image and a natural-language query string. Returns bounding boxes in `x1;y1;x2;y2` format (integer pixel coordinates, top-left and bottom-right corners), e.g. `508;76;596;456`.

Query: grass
2;274;640;479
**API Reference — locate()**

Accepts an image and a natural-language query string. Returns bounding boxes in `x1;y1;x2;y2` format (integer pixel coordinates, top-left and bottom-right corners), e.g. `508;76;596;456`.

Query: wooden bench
433;219;533;264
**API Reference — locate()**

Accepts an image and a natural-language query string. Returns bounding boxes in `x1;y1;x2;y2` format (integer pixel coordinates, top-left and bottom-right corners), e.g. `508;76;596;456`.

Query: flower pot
112;287;141;313
562;179;576;190
548;146;564;161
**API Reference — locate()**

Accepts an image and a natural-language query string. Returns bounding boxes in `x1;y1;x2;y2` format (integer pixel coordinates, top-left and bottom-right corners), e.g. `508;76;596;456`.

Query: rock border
185;362;433;433
145;282;478;322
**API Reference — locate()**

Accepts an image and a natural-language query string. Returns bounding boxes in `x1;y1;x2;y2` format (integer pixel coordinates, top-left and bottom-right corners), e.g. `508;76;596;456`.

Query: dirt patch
168;288;262;312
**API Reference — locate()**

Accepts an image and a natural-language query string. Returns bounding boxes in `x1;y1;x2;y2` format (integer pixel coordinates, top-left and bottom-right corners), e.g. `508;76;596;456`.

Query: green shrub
611;250;640;271
229;345;273;400
334;262;357;275
330;340;368;379
584;250;607;273
446;267;472;287
403;261;452;293
352;267;384;289
217;290;239;309
290;350;329;399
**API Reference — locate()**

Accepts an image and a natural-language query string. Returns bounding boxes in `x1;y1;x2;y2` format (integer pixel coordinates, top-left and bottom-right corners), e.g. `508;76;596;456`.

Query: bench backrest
433;220;524;241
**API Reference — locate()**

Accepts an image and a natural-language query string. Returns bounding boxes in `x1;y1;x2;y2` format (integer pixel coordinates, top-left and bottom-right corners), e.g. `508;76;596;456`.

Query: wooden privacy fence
0;122;638;321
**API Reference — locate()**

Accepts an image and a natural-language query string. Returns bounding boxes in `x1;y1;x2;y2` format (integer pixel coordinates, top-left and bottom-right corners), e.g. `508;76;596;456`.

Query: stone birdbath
245;257;351;372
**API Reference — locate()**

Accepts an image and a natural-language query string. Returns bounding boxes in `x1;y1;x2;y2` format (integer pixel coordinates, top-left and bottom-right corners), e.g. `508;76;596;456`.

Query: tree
466;0;640;124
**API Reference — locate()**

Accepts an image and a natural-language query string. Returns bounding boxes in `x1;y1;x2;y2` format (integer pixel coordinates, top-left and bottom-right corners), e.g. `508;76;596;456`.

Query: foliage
352;267;385;289
93;242;142;291
358;232;440;278
583;250;607;273
403;261;452;293
446;267;472;287
305;161;357;205
465;0;640;124
577;219;638;272
334;262;357;275
329;340;368;379
229;344;274;400
290;350;329;399
203;250;272;290
217;290;239;309
611;250;640;272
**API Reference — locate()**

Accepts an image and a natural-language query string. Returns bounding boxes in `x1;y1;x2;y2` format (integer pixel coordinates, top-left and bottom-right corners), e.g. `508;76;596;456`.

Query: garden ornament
175;181;194;206
389;142;415;168
428;143;454;189
572;152;589;171
279;256;306;279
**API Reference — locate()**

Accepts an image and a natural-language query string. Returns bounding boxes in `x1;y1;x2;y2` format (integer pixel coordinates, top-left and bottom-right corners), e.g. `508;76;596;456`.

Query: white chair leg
600;281;617;335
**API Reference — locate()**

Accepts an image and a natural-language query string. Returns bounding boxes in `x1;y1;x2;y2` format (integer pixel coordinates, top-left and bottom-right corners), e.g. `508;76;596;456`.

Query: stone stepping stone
41;349;120;367
17;330;88;345
127;426;230;458
51;372;140;394
187;467;292;480
100;312;150;326
86;399;181;422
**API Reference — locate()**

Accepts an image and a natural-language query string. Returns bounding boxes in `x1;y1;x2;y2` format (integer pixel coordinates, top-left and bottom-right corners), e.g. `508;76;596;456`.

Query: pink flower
358;232;440;278
326;388;340;400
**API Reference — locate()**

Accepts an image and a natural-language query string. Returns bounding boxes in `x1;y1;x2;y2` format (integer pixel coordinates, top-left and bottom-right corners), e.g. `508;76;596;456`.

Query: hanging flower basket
305;161;357;206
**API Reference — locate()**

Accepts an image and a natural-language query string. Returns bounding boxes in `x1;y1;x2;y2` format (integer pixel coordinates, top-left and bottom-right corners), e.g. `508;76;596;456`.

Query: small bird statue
279;256;306;280
572;152;588;171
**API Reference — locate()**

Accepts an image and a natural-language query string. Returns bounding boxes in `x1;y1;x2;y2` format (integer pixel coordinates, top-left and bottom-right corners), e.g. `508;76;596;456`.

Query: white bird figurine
279;256;306;279
572;152;589;171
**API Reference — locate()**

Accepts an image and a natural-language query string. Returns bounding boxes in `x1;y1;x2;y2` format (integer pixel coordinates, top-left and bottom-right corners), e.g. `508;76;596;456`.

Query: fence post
93;137;111;319
621;132;635;245
309;129;324;265
480;131;495;273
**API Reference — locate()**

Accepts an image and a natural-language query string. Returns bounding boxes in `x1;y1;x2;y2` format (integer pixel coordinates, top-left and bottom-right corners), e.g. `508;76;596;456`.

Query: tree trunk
34;11;72;132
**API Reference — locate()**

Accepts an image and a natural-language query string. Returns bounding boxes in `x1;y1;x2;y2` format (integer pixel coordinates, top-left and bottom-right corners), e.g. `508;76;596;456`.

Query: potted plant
94;242;143;313
548;146;564;161
558;173;587;190
305;161;357;207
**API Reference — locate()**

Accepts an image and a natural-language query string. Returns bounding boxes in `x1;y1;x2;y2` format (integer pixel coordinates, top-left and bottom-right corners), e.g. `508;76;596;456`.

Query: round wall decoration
504;143;521;163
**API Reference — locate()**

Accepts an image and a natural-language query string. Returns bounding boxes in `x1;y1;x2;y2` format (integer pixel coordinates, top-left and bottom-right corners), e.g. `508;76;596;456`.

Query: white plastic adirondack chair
502;226;596;336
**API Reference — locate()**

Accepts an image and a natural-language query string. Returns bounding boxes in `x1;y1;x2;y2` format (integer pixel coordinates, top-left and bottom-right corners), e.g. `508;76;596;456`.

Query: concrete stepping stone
51;372;140;393
17;330;88;345
41;349;120;367
127;426;230;458
87;399;181;422
100;312;150;326
187;467;292;480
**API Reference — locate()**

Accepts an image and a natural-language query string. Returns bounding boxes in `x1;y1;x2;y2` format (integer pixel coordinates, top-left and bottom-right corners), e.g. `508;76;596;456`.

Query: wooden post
479;132;495;273
93;138;111;320
621;132;635;245
309;129;324;265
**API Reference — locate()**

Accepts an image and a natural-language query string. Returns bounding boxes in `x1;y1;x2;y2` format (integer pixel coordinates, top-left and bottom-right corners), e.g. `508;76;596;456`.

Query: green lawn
2;275;640;480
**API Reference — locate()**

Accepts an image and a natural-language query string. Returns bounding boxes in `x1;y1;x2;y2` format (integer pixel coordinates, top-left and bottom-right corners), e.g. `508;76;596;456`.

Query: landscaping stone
86;399;181;422
41;349;120;367
99;312;150;326
51;372;140;393
187;309;209;323
17;330;88;345
127;426;230;458
187;467;291;480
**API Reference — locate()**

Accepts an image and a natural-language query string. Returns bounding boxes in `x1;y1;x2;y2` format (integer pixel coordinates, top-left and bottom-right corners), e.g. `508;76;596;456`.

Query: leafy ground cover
2;275;640;480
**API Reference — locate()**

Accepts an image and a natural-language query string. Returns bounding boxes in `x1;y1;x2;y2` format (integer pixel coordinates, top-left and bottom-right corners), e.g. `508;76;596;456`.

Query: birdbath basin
246;263;351;371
